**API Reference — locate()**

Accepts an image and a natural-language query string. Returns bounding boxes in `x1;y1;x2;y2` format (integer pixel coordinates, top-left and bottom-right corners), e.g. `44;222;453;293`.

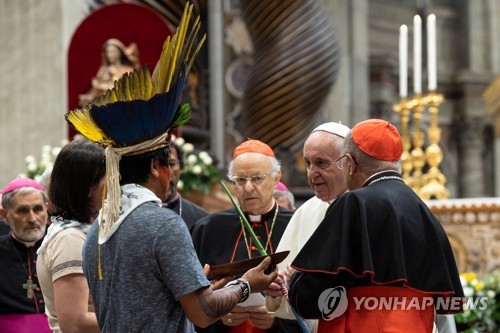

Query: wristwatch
227;278;251;303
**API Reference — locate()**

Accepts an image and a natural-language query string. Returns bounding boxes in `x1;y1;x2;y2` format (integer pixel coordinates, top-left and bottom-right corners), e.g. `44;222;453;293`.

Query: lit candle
427;13;437;91
413;15;422;94
399;24;408;98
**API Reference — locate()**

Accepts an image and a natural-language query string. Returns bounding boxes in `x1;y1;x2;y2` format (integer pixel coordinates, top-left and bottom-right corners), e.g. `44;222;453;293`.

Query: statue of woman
78;38;140;106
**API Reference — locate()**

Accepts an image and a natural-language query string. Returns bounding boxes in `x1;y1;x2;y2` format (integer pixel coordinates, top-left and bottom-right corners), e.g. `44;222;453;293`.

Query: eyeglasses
231;175;267;187
335;154;357;169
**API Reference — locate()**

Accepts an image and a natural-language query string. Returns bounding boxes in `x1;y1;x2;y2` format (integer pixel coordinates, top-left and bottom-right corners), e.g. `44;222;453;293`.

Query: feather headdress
66;3;205;242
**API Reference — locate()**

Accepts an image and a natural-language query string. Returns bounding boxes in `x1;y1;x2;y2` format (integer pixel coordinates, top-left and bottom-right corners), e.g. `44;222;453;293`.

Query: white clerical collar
247;200;276;222
11;233;37;248
249;215;261;222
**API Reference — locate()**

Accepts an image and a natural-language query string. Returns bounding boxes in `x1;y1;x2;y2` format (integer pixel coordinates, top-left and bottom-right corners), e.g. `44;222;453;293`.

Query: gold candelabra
393;92;449;200
395;13;446;199
393;98;414;185
409;95;427;194
420;92;449;199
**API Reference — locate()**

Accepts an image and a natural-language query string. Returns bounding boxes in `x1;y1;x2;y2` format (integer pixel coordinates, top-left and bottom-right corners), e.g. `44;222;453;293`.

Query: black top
191;204;302;333
163;195;209;230
289;171;464;318
0;220;10;236
0;234;45;314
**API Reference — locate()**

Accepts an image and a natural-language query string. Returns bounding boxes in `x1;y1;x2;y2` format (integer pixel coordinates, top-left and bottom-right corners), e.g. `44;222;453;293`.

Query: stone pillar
484;76;500;196
208;0;225;167
485;0;500;196
323;0;370;126
0;0;86;186
453;0;496;197
456;113;487;197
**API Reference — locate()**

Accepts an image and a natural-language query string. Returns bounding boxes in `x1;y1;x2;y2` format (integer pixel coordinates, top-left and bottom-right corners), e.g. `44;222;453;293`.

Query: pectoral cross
23;277;37;299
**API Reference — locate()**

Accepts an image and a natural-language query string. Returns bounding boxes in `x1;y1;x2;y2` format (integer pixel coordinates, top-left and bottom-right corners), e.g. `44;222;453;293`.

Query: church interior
1;0;500;329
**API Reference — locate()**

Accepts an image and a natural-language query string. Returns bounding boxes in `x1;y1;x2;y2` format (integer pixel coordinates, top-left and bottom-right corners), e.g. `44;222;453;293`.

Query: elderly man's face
303;131;346;202
231;153;280;215
2;190;47;243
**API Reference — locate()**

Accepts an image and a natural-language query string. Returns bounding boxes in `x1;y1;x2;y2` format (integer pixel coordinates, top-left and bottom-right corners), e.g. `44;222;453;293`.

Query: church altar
426;197;500;277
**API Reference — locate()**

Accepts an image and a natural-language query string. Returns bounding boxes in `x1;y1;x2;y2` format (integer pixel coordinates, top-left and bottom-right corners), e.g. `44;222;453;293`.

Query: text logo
318;286;348;321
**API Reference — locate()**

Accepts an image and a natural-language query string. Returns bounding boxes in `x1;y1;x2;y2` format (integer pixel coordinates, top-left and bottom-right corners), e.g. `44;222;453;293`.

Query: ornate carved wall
427;198;500;276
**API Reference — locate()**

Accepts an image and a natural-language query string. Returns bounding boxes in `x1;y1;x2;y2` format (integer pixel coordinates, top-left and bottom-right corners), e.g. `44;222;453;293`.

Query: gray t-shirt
83;201;210;332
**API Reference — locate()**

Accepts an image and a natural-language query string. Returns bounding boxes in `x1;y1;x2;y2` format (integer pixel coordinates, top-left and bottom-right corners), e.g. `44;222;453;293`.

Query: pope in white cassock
266;122;350;333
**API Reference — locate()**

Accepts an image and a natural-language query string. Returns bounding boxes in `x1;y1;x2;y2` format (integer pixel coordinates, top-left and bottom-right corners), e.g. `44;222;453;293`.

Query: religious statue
78;38;140;106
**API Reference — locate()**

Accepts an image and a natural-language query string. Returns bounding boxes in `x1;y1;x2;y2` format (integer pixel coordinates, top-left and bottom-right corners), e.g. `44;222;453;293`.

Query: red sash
318;286;434;333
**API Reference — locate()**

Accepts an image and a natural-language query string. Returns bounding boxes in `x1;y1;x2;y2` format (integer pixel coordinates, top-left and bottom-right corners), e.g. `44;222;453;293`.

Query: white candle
399;24;408;98
413;15;422;94
427;14;437;91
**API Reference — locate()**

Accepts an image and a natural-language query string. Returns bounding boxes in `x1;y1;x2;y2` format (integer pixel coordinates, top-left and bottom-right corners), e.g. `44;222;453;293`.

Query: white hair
227;155;281;179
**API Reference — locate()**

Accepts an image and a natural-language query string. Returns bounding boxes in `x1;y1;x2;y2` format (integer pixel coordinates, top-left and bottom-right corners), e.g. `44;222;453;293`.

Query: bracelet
227;278;251;303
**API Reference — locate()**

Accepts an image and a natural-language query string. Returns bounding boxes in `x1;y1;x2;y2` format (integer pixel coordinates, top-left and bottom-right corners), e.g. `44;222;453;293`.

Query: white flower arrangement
21;139;68;183
172;135;220;194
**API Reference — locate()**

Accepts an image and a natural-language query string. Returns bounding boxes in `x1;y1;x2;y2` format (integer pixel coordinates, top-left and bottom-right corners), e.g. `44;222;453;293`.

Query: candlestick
413;15;422;94
427;14;437;91
399;25;408;98
420;92;448;199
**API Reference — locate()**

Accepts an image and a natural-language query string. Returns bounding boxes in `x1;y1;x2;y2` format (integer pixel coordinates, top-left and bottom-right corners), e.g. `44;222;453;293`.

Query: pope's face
2;190;47;243
303;131;346;202
231;153;280;215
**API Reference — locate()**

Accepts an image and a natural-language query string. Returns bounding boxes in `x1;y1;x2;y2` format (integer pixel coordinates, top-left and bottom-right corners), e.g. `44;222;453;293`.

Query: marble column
323;0;370;126
0;0;86;186
208;0;225;167
454;0;497;197
456;113;487;197
484;76;500;196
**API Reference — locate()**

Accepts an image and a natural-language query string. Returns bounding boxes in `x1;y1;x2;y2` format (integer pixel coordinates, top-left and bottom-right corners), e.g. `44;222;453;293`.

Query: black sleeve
288;271;356;319
274;318;303;333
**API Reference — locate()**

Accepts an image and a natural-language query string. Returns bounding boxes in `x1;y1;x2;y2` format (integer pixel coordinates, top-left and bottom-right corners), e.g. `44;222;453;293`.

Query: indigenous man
266;122;349;333
162;141;208;229
289;119;464;332
191;139;301;333
70;4;278;332
0;178;51;332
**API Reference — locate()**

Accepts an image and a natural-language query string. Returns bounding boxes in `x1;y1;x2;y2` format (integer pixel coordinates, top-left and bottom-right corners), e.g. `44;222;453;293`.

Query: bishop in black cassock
0;234;45;314
191;139;302;333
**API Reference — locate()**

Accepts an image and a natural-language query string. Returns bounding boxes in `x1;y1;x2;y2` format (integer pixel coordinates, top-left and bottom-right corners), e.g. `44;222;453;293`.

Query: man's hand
203;264;234;290
241;256;278;293
264;271;285;297
221;306;250;326
222;305;275;329
247;305;276;329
